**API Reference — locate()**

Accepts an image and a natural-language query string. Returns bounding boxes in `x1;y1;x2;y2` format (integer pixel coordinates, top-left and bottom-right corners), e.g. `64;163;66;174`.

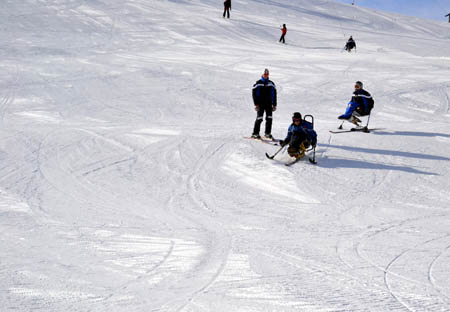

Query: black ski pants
279;34;285;43
289;130;309;150
252;106;273;135
223;7;230;18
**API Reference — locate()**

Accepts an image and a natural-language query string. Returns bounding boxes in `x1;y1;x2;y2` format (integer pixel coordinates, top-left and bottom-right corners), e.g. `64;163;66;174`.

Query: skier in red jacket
279;24;287;44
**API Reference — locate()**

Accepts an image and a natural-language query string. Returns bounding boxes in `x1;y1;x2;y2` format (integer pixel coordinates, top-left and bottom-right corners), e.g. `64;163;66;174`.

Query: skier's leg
338;101;357;120
252;109;264;136
288;131;307;157
264;107;273;136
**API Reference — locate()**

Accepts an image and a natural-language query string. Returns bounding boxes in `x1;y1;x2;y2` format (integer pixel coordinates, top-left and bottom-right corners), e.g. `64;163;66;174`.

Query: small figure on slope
338;81;374;128
251;68;277;139
223;0;231;18
279;24;287;44
280;112;317;158
446;13;450;23
345;36;356;52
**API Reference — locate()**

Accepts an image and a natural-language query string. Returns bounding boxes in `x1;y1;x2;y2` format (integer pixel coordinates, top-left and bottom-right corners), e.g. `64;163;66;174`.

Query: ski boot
351;116;361;126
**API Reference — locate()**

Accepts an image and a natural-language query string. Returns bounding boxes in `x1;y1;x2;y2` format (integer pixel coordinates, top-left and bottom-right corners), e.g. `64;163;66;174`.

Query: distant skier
251;68;277;139
446;13;450;23
223;0;231;18
279;24;287;44
345;36;356;52
338;81;374;127
279;112;317;158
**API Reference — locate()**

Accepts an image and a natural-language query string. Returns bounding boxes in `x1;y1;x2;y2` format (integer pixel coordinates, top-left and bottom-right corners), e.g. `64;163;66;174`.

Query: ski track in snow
1;0;450;311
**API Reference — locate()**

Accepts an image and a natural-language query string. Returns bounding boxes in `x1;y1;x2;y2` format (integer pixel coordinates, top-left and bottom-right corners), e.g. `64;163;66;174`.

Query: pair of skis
329;126;379;134
243;136;280;146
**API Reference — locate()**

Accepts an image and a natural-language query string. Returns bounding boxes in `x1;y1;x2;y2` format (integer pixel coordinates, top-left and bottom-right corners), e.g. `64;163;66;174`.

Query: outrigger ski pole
309;146;317;164
265;144;286;159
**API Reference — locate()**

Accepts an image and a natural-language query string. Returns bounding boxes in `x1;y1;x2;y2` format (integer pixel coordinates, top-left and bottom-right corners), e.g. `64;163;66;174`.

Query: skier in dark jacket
279;24;287;43
280;112;317;158
338;81;374;126
251;68;277;139
345;36;356;52
223;0;231;18
446;13;450;23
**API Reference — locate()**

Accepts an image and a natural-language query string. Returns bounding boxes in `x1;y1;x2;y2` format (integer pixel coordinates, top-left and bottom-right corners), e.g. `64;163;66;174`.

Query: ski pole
265;144;285;159
365;113;371;128
309;146;317;164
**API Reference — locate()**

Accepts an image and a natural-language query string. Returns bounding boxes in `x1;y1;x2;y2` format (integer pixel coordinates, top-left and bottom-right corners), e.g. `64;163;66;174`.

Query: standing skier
345;36;356;52
279;112;317;158
338;81;374;127
446;13;450;23
251;68;277;139
279;24;287;43
223;0;231;18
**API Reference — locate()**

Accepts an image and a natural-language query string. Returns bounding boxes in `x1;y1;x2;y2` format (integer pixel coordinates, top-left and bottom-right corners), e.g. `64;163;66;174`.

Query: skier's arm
272;85;277;107
283;125;293;144
252;83;259;105
307;129;317;147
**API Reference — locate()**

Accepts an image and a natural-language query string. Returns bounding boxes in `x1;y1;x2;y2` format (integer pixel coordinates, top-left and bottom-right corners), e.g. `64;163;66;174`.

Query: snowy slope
1;0;450;311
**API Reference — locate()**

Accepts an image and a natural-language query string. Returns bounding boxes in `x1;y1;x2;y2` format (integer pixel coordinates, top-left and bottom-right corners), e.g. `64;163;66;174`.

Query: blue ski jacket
283;122;317;147
252;76;277;108
339;88;373;119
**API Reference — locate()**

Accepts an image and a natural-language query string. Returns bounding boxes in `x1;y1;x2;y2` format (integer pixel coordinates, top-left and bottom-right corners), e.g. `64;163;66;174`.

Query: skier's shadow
318;143;449;175
373;130;450;138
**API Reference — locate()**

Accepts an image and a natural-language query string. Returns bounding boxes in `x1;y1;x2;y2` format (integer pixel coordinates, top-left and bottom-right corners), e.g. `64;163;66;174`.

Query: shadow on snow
317;143;449;175
317;156;437;175
373;130;450;138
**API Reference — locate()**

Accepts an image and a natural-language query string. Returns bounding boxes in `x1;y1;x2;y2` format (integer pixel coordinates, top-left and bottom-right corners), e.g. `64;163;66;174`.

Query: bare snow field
1;0;450;311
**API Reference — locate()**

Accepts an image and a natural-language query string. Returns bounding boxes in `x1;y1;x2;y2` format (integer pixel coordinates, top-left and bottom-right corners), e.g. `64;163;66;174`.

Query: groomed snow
1;0;450;311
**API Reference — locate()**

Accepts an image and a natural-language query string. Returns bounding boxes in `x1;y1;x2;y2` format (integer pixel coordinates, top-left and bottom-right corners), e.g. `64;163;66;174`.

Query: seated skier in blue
338;81;374;127
280;112;317;158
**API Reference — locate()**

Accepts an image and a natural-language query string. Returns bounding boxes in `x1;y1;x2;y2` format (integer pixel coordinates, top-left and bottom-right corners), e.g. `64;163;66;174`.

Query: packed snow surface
1;0;450;311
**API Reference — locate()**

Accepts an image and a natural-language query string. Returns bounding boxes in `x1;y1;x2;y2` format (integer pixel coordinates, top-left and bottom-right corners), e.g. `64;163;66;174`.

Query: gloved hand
272;105;277;112
254;105;260;111
279;139;285;147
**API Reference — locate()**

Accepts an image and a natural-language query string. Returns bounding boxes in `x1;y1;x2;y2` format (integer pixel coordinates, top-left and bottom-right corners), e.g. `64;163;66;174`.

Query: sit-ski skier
345;36;356;52
279;112;317;158
338;81;374;128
